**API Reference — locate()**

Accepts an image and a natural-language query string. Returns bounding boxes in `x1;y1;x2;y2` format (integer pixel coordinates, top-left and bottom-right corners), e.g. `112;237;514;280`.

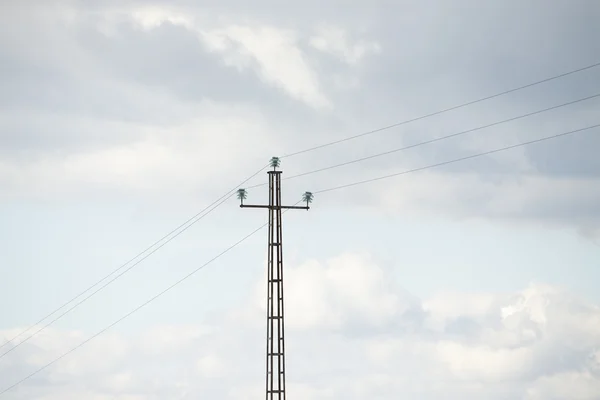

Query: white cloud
424;290;498;321
139;325;213;356
435;340;535;382
310;25;381;65
2;253;599;399
197;354;225;378
0;101;274;201
526;371;600;400
130;5;194;31
114;4;332;109
200;25;331;110
323;169;600;235
248;253;412;331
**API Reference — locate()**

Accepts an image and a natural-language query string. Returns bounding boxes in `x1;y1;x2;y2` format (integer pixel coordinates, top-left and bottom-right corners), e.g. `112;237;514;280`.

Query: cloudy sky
1;0;600;398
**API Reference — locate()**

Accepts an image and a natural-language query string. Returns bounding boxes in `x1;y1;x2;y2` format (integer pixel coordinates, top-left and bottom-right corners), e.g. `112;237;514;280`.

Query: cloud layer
1;0;599;234
1;253;599;399
1;3;600;398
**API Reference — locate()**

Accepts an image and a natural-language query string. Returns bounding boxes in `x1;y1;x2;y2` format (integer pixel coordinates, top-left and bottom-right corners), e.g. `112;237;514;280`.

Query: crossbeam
240;204;309;210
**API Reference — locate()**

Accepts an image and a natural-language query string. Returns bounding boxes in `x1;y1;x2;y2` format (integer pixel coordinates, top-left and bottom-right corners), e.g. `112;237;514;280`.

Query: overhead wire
244;92;600;190
313;123;599;194
2;60;599;393
0;200;303;396
1;123;596;395
281;60;600;158
8;62;600;358
0;221;267;396
0;163;270;359
4;60;598;353
0;193;231;359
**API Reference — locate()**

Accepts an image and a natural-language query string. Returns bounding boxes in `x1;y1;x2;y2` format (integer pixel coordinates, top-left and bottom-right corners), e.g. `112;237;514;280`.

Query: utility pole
237;157;313;400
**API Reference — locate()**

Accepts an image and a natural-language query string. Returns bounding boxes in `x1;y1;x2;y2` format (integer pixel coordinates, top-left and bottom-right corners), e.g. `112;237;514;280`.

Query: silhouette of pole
237;157;312;400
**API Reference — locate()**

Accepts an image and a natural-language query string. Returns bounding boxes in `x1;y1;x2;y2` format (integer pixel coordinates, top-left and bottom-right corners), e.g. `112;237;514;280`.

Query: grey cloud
525;128;600;178
72;20;290;108
1;0;600;230
0;13;310;121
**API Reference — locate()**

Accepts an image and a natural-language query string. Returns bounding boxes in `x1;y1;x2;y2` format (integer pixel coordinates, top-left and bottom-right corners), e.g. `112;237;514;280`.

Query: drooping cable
313;124;599;194
281;61;600;158
245;93;600;189
0;163;270;358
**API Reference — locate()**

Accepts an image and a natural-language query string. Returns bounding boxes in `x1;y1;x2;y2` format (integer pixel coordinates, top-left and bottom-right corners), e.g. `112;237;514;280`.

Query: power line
245;92;600;189
0;194;232;360
0;221;267;396
0;200;302;396
281;61;600;158
0;163;269;359
1;123;594;394
4;61;598;353
314;123;599;194
2;61;598;393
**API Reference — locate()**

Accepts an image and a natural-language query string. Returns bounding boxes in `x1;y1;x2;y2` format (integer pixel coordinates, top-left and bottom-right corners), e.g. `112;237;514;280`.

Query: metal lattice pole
237;158;313;400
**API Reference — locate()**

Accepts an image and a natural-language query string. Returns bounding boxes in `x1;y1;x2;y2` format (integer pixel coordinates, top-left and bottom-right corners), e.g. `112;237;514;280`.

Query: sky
0;0;600;398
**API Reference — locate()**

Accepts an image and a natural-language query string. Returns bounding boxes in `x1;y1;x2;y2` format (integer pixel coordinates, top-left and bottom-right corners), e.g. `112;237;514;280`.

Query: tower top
269;156;281;170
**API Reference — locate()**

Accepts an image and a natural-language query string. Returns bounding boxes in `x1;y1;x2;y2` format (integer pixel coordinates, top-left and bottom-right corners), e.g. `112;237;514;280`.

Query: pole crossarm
240;205;309;210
